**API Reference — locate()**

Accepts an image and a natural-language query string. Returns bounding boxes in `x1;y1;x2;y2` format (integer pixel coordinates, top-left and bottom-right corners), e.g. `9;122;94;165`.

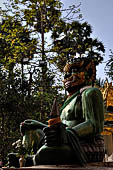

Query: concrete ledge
2;162;113;170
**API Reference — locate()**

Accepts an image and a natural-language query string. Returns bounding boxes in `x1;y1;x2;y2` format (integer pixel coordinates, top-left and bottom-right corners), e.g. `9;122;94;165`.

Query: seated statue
8;57;105;167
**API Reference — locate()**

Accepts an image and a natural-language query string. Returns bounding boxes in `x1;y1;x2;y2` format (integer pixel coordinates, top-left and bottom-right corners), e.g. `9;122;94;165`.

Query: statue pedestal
2;162;113;170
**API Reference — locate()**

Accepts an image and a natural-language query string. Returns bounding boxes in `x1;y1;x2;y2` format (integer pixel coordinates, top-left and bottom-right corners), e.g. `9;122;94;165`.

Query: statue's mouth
64;81;72;89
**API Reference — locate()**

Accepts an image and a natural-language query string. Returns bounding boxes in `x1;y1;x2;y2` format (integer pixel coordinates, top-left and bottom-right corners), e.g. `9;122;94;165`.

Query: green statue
8;57;105;167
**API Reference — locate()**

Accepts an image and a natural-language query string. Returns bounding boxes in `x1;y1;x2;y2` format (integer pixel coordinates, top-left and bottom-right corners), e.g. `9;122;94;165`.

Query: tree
0;0;82;115
51;21;105;71
95;78;105;88
105;50;113;80
0;18;37;70
1;0;82;84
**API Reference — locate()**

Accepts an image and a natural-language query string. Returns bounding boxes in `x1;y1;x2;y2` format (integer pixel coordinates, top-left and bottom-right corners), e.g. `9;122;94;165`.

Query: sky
0;0;113;80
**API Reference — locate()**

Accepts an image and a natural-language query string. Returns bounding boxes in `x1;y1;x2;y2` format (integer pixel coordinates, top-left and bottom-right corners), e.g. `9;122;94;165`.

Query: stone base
2;162;113;170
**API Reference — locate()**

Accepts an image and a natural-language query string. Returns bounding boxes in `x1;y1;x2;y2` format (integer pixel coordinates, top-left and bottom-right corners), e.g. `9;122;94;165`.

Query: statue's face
62;59;96;93
63;71;85;92
63;72;73;90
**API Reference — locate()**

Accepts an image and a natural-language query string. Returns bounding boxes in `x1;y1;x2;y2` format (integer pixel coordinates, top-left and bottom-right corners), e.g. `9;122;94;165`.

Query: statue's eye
64;73;71;79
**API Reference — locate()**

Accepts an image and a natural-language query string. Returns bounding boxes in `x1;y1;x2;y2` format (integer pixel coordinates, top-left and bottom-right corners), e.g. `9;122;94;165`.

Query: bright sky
0;0;113;80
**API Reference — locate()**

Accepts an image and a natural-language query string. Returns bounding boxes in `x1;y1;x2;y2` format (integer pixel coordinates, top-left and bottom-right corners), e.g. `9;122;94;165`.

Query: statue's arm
72;88;104;138
20;119;48;135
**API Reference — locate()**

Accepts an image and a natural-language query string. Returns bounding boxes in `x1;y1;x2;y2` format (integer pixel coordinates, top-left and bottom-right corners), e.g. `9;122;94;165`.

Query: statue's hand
43;125;60;146
43;123;68;146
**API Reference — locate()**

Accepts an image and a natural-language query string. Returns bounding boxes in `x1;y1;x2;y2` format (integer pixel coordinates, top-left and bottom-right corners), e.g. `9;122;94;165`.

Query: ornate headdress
63;57;99;88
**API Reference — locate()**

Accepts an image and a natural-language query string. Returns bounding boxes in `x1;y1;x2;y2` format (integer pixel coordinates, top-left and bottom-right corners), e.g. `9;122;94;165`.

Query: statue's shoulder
81;86;102;99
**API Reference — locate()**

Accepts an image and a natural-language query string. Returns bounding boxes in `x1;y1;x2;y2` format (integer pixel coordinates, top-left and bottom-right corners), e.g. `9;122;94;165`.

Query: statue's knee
34;144;72;165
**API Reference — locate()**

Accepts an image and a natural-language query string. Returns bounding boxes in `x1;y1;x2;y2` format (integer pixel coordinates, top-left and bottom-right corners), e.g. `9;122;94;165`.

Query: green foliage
12;139;31;157
8;0;62;33
95;78;105;88
0;18;37;70
105;50;113;80
51;21;105;71
0;65;64;164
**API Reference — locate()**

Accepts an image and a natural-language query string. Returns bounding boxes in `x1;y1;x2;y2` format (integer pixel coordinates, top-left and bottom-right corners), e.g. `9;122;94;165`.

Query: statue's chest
60;95;83;126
